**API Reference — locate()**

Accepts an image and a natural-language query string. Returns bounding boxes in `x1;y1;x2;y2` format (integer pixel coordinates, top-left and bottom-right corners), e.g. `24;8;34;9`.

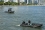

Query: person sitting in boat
25;23;28;25
22;21;25;25
28;20;31;25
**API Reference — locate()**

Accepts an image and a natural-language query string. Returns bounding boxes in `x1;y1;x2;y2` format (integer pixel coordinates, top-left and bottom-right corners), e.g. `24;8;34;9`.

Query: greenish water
0;5;45;30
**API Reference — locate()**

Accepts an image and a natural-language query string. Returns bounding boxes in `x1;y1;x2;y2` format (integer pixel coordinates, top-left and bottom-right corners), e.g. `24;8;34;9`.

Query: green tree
0;0;4;2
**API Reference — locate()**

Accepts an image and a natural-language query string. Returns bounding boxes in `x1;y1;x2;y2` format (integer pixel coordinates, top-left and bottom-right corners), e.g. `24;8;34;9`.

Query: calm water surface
0;5;45;30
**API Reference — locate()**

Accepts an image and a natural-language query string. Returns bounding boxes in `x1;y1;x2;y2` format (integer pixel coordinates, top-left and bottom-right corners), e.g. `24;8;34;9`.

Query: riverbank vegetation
0;1;38;5
0;1;4;5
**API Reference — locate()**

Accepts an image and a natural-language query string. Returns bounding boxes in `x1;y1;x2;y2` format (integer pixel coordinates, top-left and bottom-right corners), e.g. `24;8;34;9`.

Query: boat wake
16;24;20;26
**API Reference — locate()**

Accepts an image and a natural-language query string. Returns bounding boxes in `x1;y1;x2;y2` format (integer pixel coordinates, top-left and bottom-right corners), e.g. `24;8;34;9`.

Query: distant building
24;0;29;4
9;0;13;2
24;0;32;4
8;0;24;3
13;0;18;3
34;0;38;4
0;0;24;3
25;0;27;3
4;0;8;2
35;0;40;5
24;0;39;4
20;0;24;2
28;0;32;4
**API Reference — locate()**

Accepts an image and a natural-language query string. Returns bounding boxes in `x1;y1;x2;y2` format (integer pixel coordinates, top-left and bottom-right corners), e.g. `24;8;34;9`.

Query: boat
5;11;14;13
5;8;14;13
20;23;43;28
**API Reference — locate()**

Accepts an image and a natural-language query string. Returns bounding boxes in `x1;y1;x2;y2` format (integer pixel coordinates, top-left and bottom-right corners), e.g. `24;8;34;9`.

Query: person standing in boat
8;8;12;12
28;20;31;25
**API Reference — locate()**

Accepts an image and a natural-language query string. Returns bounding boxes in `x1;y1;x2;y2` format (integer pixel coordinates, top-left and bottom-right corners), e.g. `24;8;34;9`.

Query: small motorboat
5;8;14;13
5;11;14;13
20;23;43;28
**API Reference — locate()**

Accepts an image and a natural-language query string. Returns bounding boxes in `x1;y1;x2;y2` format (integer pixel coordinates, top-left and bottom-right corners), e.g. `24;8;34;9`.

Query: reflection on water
0;5;45;30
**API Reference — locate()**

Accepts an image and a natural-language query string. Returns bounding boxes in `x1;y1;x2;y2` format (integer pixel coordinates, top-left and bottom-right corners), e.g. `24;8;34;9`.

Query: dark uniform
8;8;12;12
22;21;25;25
28;20;31;25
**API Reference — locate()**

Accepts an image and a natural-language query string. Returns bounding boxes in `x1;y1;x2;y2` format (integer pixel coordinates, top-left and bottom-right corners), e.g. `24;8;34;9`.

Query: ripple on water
0;6;45;30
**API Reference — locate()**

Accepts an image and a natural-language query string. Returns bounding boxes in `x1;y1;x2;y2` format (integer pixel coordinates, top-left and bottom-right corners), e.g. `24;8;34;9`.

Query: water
0;5;45;30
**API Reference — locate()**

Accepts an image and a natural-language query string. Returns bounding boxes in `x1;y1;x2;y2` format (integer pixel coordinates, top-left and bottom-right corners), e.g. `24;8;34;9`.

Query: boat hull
5;11;14;13
20;23;43;28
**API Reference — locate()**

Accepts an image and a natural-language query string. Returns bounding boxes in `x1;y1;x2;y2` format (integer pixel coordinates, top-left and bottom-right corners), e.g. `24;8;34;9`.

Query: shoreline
0;5;45;6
